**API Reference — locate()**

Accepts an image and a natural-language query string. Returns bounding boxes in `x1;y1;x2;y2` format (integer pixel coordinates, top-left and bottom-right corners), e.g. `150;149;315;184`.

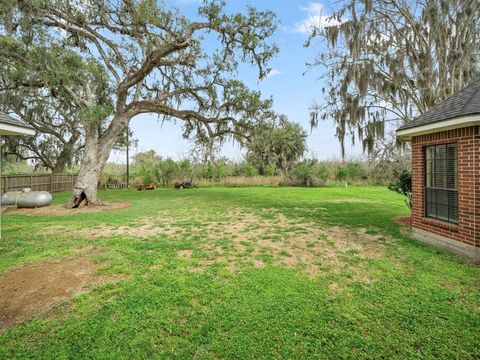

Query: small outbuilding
0;112;35;136
397;80;480;260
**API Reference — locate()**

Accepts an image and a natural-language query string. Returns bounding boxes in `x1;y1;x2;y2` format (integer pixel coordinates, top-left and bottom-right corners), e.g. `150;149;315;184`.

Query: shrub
388;170;412;209
317;164;330;183
213;161;231;181
288;160;327;187
264;164;276;177
335;167;348;181
233;163;258;177
345;163;367;180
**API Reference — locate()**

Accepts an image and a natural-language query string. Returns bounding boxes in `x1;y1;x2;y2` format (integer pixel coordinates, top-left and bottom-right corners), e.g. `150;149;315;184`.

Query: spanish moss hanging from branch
307;0;480;158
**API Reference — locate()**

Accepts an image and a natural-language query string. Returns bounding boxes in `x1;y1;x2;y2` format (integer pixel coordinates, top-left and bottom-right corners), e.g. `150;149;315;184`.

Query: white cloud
300;2;323;15
265;69;283;79
292;2;341;35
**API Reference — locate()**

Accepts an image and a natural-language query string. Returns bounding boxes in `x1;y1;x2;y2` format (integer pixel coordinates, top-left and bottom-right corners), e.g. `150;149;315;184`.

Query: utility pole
126;127;129;189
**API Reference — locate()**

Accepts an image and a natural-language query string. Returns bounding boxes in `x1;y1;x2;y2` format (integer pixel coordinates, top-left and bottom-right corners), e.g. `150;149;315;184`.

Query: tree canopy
3;0;279;139
308;0;480;156
246;116;307;175
0;26;113;172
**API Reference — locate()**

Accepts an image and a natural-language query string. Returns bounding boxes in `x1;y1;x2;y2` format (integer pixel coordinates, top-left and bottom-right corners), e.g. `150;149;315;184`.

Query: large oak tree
5;0;278;207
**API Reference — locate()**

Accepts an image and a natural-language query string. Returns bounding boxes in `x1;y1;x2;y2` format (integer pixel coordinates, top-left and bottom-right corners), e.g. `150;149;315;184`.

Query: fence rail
1;174;78;193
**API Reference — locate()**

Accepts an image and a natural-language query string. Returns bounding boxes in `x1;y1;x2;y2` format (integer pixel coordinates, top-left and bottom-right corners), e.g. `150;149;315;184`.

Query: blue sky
110;1;364;164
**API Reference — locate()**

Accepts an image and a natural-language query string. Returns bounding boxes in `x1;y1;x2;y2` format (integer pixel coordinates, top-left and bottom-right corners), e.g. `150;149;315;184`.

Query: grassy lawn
1;186;479;359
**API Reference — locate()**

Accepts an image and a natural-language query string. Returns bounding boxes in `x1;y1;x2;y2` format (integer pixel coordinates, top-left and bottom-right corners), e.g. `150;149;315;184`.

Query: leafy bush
264;164;276;177
335;163;367;183
288;160;328;187
388;170;412;209
335;167;348;181
317;164;330;183
203;160;231;181
345;163;367;180
213;161;231;181
233;163;258;177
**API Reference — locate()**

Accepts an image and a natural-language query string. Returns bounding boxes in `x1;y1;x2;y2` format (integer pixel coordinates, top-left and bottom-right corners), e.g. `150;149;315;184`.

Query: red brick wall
411;126;480;248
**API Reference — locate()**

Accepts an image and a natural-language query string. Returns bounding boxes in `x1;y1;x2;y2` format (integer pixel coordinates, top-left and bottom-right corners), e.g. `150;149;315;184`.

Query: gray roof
0;111;34;130
398;79;480;131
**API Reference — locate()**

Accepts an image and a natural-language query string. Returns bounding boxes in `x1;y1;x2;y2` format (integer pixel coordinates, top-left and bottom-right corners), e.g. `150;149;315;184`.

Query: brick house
397;80;480;260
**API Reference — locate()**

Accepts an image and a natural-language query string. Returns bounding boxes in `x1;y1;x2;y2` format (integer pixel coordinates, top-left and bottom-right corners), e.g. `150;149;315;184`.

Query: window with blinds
425;144;458;223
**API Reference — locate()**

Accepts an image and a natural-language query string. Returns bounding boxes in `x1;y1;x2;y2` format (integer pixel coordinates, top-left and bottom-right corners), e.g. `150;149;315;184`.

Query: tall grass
196;176;282;187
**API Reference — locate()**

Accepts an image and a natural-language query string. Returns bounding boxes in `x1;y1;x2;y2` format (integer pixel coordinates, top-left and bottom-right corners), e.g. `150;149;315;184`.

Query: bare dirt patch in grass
177;250;193;259
73;246;105;255
45;207;391;280
171;209;390;279
4;202;130;216
253;259;265;268
79;223;183;239
0;256;118;331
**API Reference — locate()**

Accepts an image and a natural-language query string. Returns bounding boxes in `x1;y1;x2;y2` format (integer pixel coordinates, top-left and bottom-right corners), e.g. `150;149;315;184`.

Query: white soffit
397;114;480;141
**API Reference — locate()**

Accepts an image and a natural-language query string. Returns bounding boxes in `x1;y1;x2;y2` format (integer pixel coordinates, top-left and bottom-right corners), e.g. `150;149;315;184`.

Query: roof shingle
397;79;480;131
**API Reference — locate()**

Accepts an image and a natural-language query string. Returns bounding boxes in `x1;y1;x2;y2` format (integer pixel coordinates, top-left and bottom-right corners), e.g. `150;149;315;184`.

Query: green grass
1;186;479;359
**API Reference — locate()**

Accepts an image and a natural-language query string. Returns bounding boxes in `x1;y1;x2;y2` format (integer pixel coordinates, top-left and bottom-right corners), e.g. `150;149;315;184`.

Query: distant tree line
99;149;410;188
3;108;410;188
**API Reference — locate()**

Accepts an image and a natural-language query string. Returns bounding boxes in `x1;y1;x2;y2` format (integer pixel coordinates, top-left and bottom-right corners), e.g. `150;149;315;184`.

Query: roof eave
0;122;36;136
397;114;480;142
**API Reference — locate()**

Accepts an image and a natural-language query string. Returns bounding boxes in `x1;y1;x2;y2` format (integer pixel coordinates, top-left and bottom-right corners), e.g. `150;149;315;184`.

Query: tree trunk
52;145;73;174
66;118;128;208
